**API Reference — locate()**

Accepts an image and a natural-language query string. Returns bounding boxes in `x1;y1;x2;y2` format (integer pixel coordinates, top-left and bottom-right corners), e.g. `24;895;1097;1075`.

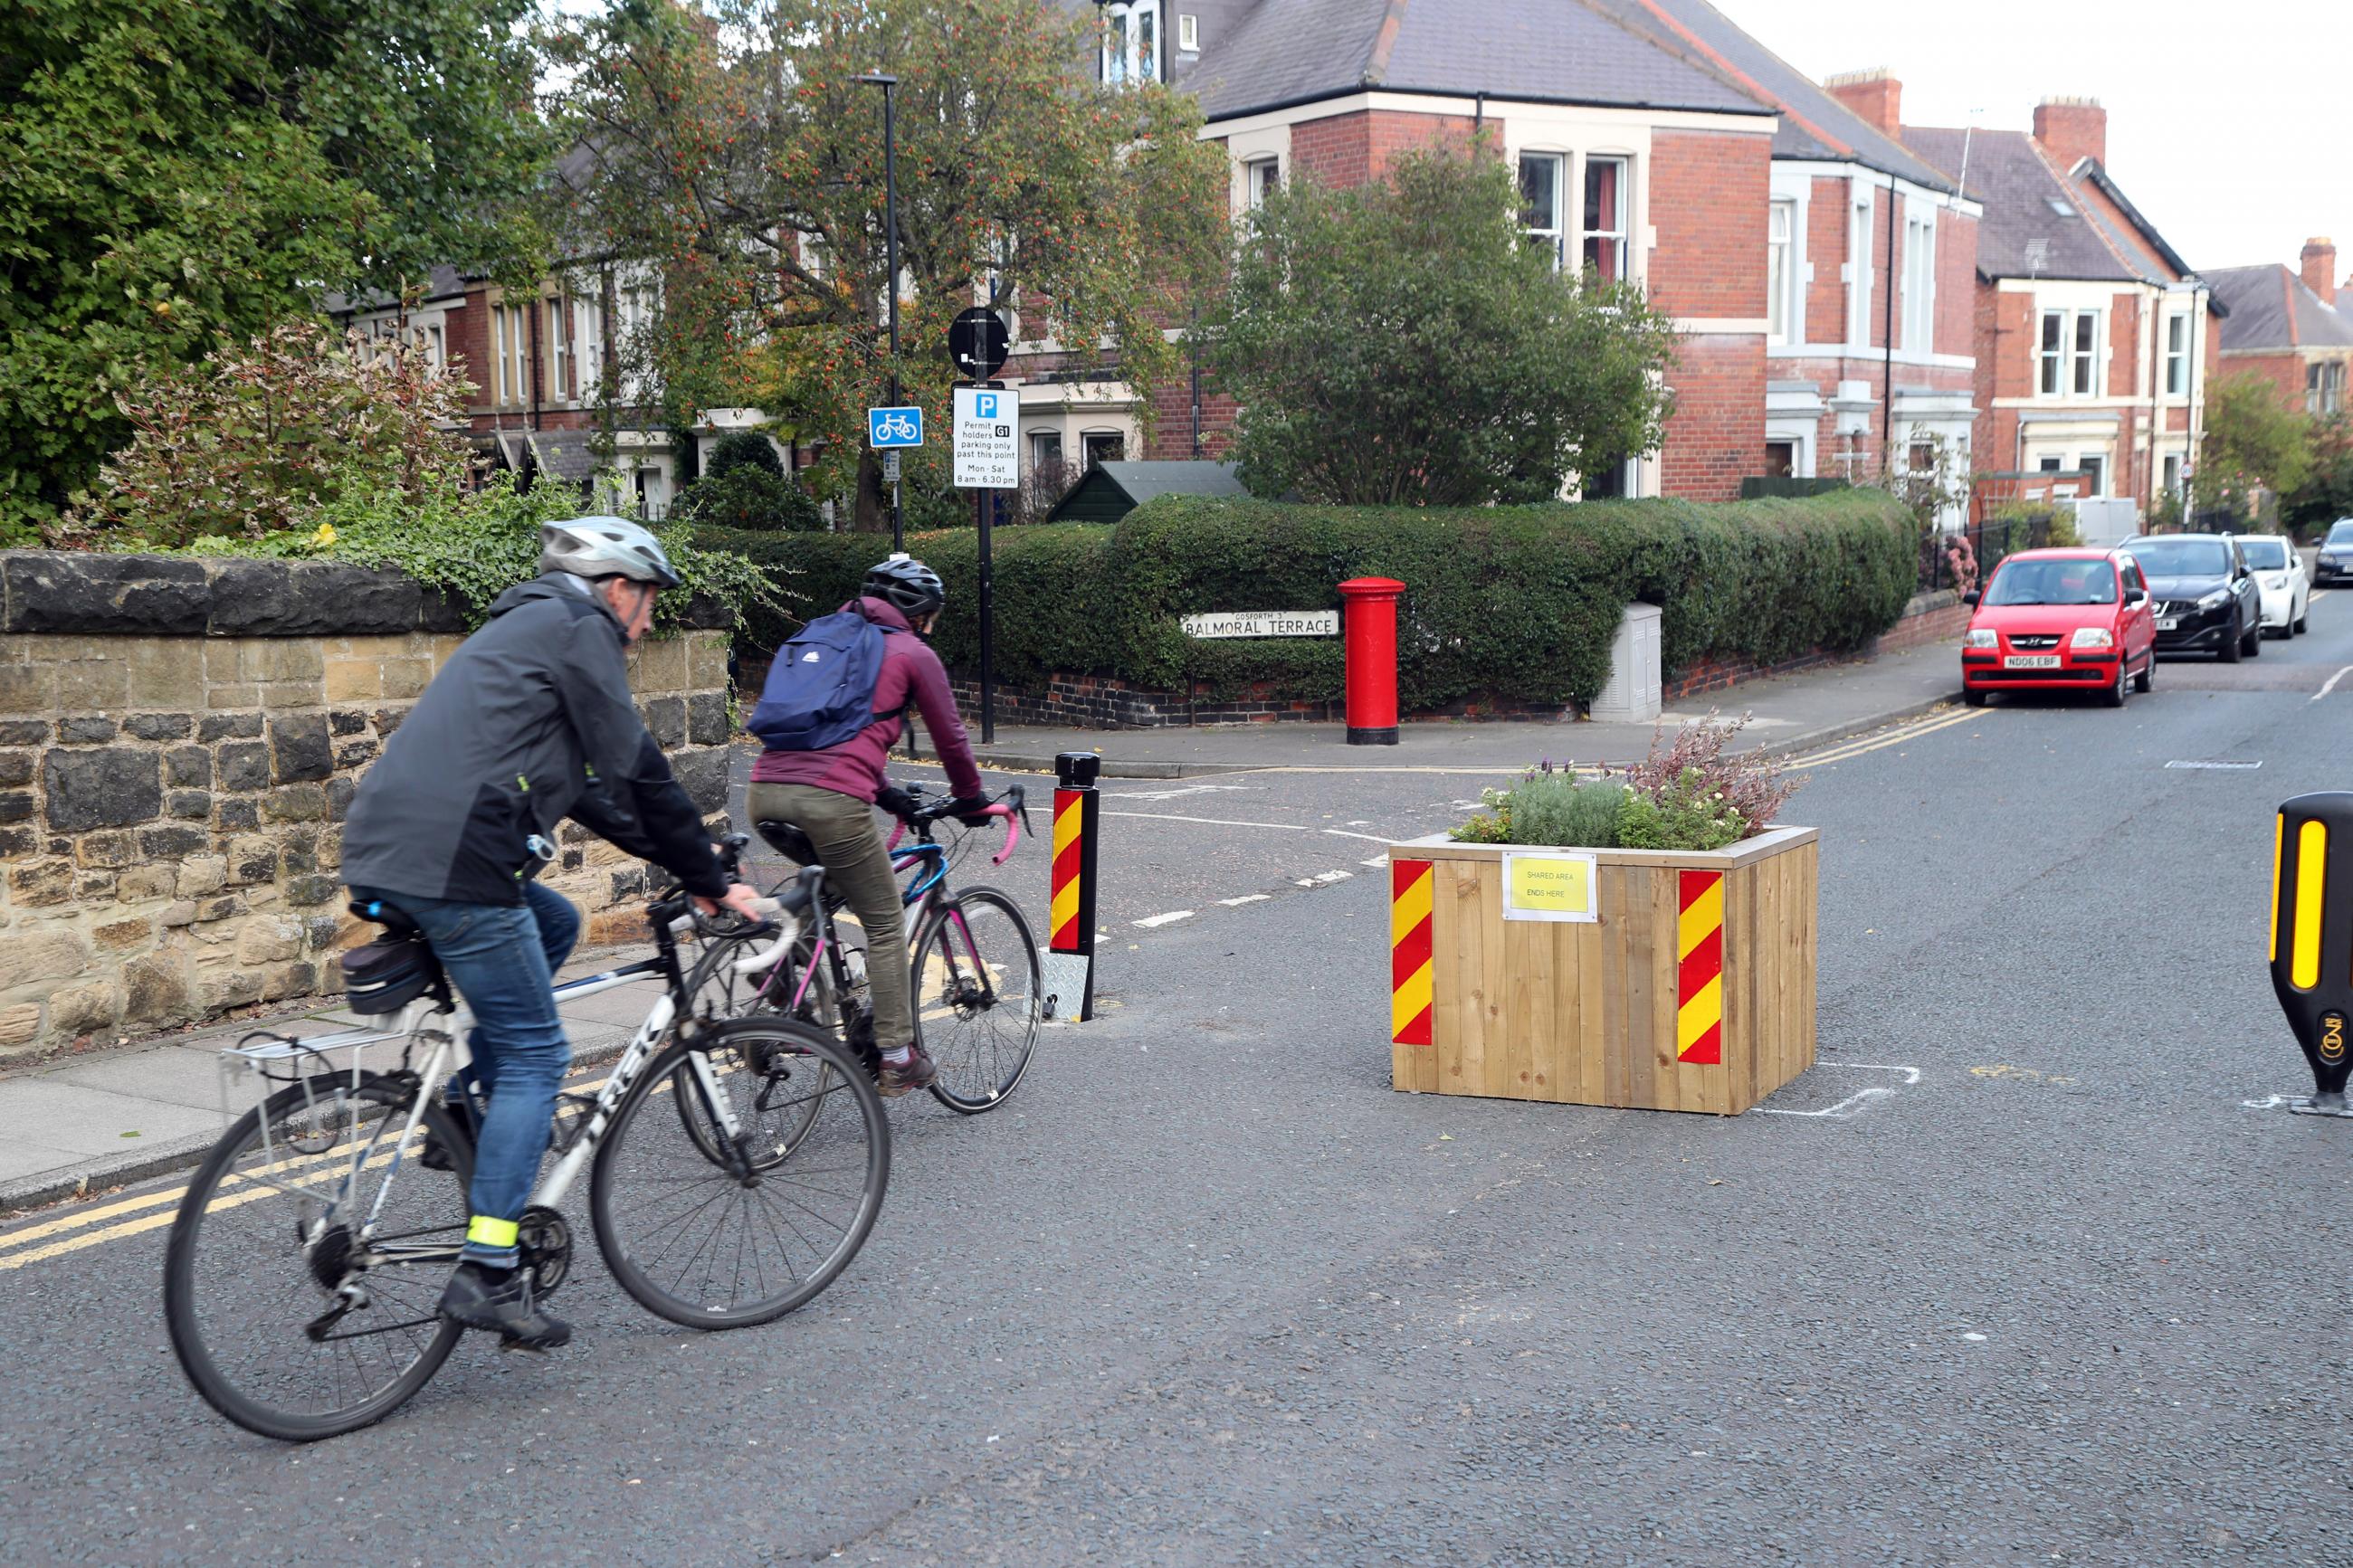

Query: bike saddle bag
340;934;442;1016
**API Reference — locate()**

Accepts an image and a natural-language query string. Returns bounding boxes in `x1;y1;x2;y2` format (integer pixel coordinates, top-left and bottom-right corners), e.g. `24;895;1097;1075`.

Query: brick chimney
2033;96;2106;170
1824;69;1902;139
2301;237;2338;305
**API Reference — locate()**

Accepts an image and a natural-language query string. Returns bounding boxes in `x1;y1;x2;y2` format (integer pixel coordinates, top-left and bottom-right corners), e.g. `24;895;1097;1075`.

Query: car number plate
2004;654;2061;669
2156;617;2179;632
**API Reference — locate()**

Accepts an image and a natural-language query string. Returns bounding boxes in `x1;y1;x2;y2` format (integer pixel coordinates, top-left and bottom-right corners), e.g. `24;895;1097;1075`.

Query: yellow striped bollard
2270;792;2353;1117
1043;751;1100;1022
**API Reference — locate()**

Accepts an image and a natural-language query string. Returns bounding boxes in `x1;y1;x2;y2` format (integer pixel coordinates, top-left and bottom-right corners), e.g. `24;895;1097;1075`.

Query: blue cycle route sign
868;406;924;449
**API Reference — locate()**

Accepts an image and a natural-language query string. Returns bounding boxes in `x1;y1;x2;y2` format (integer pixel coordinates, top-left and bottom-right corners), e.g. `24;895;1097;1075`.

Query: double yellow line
1786;706;1986;770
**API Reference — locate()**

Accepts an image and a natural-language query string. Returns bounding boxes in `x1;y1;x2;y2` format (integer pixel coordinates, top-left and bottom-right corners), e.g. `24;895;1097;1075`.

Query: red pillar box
1338;576;1405;746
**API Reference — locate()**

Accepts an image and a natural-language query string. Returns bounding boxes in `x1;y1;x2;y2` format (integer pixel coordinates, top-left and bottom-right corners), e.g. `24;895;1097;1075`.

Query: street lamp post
856;71;904;552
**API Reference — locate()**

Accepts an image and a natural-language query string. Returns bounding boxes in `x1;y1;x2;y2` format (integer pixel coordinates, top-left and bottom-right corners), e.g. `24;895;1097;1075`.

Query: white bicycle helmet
540;516;683;588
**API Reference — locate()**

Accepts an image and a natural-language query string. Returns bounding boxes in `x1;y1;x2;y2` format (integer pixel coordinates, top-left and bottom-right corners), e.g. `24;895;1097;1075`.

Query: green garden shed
1043;461;1248;524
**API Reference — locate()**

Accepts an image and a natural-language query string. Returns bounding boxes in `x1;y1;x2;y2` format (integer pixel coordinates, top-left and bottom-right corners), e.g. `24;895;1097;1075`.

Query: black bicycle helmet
863;554;946;619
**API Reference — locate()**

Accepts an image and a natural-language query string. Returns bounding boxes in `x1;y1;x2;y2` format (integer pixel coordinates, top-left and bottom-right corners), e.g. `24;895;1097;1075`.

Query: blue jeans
351;881;579;1268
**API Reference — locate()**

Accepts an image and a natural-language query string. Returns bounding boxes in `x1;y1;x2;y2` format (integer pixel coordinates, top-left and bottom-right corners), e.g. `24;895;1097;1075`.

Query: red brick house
2205;242;2353;420
1893;100;2219;518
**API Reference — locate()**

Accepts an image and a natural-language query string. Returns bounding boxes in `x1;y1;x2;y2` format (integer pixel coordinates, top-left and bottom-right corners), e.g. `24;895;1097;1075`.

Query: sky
1719;0;2350;282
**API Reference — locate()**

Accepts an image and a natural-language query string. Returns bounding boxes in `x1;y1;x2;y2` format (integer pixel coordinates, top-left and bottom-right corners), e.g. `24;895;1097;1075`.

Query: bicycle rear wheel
163;1074;472;1442
590;1020;888;1329
912;886;1042;1114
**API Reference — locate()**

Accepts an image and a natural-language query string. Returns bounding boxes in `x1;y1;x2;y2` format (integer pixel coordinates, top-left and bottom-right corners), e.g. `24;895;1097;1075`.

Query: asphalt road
7;599;2353;1564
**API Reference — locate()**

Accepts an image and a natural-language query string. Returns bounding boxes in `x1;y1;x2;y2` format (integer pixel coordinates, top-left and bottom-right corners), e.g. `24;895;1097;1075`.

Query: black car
2119;534;2262;661
2316;518;2353;585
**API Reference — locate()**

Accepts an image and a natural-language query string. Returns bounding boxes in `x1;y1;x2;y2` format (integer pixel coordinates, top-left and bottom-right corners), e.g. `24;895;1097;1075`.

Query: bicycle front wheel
163;1074;472;1442
913;885;1042;1114
590;1021;888;1329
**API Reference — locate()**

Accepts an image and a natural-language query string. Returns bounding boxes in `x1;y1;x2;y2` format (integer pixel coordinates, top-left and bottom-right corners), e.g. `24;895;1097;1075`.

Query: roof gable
2207;264;2353;353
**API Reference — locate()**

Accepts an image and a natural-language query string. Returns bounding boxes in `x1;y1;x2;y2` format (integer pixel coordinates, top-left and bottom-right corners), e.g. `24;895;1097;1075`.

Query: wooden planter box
1387;827;1818;1116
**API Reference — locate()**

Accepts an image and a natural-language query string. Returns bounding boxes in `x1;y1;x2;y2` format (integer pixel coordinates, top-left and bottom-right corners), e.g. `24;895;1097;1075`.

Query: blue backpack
748;611;893;752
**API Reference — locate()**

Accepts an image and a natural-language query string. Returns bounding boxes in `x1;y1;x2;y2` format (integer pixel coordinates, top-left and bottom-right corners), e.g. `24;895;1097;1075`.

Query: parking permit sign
952;386;1020;489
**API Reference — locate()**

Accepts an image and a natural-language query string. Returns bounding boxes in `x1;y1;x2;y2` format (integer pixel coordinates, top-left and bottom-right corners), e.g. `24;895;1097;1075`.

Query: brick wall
1366;109;1481;177
0;553;733;1062
1660;335;1767;501
1647;130;1770;320
1289;111;1372;188
1808;176;1849;335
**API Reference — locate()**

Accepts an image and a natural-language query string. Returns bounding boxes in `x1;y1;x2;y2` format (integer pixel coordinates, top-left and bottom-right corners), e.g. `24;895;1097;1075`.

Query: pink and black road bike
721;784;1043;1114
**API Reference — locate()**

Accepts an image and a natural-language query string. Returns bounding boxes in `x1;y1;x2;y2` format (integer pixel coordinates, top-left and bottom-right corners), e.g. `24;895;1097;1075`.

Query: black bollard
2269;791;2353;1117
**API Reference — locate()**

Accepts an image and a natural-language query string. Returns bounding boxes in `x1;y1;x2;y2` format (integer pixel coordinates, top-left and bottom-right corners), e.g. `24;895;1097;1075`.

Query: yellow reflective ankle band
466;1215;519;1250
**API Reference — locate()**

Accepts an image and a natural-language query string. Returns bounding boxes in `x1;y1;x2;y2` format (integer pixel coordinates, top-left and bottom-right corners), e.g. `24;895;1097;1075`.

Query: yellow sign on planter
1501;851;1598;923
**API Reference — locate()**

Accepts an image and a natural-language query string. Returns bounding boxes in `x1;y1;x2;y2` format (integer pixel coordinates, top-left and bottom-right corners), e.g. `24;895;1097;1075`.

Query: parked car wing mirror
1961;589;1979;606
2126;587;2146;605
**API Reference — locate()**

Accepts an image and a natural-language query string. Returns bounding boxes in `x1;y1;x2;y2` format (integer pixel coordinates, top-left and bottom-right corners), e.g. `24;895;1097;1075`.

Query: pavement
13;606;2353;1561
912;637;1967;776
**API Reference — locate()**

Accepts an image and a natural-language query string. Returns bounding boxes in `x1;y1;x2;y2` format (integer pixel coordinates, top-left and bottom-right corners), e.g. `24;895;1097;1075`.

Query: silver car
2317;518;2353;586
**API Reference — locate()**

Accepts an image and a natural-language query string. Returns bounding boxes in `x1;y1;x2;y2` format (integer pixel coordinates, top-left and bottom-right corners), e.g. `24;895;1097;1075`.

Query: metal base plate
1040;952;1092;1023
2288;1093;2353;1118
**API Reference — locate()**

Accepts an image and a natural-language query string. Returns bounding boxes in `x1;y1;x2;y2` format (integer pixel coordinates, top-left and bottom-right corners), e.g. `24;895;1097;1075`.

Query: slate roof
1588;1;1954;191
1176;0;1773;122
1904;127;2168;283
2205;265;2353;353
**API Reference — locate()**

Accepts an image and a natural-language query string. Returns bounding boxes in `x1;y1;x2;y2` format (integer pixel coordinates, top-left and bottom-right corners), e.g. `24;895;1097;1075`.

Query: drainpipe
1881;176;1897;467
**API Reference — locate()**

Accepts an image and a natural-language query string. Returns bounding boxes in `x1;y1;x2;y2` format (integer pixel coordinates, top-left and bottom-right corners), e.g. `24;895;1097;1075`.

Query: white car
2240;533;2310;637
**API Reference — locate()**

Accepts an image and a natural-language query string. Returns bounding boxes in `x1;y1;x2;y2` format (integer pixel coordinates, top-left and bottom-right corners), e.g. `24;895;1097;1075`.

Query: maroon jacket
749;596;984;803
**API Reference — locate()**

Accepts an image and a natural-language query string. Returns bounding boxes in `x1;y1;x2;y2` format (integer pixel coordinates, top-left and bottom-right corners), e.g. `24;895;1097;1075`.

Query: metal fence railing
1918;514;2053;596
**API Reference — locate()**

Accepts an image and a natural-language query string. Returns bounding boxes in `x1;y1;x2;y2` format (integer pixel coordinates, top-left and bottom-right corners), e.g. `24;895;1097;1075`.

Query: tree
1205;143;1680;507
60;322;474;547
672;432;823;532
544;0;1228;529
0;0;553;537
2196;373;2313;514
2284;413;2353;537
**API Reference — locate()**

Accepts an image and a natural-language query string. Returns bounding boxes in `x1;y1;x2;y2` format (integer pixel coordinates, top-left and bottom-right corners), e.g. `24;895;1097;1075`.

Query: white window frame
1848;195;1874;347
2164;313;2187;397
546;298;570;404
491;301;530;407
2039;308;2102;399
1245;156;1280;210
1580;155;1630;283
1081;430;1126;470
573;290;605;405
1029;430;1064;470
1767;199;1796;345
1901;208;1936;351
1519;151;1566;272
1176;11;1198;52
2310;361;2346;416
1101;1;1160;85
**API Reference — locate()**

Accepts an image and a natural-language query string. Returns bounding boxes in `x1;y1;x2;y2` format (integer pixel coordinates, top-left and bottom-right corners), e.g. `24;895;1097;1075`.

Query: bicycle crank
516;1205;573;1297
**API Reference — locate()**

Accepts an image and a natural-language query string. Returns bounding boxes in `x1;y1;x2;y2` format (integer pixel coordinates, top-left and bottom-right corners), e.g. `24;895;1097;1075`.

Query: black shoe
439;1261;571;1349
417;1128;455;1172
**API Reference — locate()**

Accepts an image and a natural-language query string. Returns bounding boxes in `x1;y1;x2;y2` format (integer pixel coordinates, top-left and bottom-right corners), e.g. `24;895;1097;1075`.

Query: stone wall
0;552;733;1061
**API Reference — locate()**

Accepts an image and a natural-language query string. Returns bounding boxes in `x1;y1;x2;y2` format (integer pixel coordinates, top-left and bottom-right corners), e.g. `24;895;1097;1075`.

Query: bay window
1519;153;1565;271
491;302;529;407
2040;308;2101;397
1101;1;1159;85
546;298;571;403
1581;157;1628;282
1245;156;1280;210
1767;199;1796;344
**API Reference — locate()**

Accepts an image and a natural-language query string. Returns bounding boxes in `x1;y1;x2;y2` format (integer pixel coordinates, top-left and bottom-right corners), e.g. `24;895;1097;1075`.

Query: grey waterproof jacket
341;575;728;906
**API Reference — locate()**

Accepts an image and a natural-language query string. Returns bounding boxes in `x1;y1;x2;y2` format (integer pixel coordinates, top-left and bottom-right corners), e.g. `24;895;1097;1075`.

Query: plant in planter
1398;716;1815;1116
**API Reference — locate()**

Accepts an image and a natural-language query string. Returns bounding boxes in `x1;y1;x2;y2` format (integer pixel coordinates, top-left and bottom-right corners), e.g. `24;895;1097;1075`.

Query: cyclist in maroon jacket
748;556;989;1095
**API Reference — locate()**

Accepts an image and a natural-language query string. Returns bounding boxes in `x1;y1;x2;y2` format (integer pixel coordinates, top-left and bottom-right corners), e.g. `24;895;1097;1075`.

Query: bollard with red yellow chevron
1042;750;1101;1022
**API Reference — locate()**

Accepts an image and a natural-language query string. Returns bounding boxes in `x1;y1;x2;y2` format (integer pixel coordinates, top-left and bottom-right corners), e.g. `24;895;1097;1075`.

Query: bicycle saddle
753;818;818;867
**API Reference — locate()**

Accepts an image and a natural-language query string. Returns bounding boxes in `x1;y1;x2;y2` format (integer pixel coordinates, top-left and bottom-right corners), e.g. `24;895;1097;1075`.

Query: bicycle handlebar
882;783;1028;865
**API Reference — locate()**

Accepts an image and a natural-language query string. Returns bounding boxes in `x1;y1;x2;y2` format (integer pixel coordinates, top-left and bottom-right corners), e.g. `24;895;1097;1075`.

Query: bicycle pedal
497;1337;557;1356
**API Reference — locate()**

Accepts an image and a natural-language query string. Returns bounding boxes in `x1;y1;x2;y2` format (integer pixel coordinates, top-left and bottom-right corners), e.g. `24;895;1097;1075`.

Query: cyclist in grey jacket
344;518;759;1349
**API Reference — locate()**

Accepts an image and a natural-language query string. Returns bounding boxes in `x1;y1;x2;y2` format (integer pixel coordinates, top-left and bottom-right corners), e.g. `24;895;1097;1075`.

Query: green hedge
698;489;1916;710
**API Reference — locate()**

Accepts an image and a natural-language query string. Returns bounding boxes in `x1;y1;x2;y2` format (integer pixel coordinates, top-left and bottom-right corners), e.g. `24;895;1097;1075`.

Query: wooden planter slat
1389;828;1818;1115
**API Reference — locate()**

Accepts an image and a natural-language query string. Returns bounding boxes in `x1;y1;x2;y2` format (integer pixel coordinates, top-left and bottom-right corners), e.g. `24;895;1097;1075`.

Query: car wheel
2221;617;2244;662
2103;657;2129;708
2134;651;2154;694
2245;617;2262;657
1963;688;1987;708
2297;599;2310;633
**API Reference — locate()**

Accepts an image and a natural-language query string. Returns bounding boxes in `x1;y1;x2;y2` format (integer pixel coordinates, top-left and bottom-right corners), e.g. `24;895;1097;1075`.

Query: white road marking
1309;870;1352;883
1108;784;1263;803
2312;665;2353;702
1133;910;1195;928
1101;810;1392;844
1361;855;1390;869
1754;1061;1921;1119
1217;894;1271;907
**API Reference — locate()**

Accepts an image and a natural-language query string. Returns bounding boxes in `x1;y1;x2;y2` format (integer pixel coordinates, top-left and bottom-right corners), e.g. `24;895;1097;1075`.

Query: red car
1960;547;2157;708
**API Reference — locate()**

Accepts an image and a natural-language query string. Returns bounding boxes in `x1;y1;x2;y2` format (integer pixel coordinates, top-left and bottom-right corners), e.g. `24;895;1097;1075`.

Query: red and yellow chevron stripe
1677;869;1724;1065
1391;859;1434;1047
1049;788;1084;953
